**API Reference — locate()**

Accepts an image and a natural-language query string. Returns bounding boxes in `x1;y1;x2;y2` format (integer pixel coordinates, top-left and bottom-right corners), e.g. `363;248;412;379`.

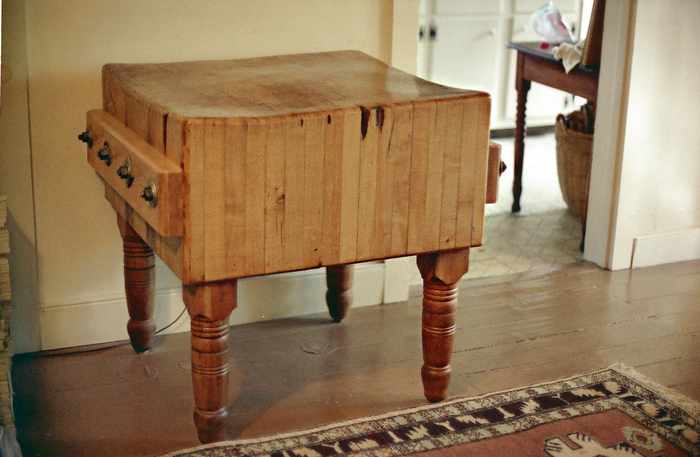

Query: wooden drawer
86;110;183;237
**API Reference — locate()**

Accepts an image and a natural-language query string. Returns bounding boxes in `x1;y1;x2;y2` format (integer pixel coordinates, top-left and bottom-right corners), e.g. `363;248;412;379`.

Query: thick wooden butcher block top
94;50;491;284
103;50;483;118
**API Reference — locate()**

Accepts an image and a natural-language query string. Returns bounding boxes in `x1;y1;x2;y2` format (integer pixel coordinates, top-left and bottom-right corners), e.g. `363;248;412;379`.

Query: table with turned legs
507;41;599;214
79;51;500;443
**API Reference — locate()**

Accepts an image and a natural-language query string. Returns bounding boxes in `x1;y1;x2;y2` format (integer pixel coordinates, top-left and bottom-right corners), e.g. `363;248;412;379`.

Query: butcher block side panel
406;101;435;254
182;119;207;283
103;68;126;124
104;67;177;166
356;108;379;261
264;118;286;272
223;120;248;277
244;119;268;275
455;97;491;247
337;110;362;264
104;184;183;277
386;105;414;257
439;102;465;250
469;98;491;246
203;119;227;280
302;116;326;268
185;94;490;282
102;70;186;279
281;115;307;271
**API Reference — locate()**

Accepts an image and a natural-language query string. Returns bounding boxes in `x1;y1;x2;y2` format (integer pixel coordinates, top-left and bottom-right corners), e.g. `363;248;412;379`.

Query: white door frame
582;0;636;269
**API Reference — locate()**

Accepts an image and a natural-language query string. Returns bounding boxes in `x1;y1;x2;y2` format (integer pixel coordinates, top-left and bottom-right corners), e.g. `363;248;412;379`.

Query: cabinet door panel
434;0;503;15
428;16;501;97
515;0;577;13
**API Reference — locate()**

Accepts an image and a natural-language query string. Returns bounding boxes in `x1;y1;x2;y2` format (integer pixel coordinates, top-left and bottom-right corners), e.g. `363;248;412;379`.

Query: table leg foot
325;265;353;322
194;408;229;444
117;216;156;353
183;282;237;444
417;249;469;402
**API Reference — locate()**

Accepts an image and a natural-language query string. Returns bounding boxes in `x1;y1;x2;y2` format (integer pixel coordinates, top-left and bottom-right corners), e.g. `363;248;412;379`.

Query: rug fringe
609;362;700;417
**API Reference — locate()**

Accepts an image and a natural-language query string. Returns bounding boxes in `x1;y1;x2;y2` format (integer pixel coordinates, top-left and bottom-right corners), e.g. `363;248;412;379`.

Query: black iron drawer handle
117;159;134;188
140;183;157;208
78;130;93;148
97;143;112;166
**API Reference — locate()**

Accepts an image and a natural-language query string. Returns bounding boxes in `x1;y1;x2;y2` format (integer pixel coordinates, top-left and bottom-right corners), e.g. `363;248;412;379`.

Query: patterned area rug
163;365;700;457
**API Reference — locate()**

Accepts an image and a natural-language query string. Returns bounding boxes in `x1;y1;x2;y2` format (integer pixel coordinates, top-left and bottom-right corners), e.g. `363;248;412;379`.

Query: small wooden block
486;142;502;204
417;248;470;285
182;281;237;321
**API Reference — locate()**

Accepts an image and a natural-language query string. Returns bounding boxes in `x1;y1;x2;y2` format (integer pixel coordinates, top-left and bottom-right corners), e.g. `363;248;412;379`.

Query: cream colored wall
608;0;700;269
0;0;41;352
391;0;419;73
4;0;395;351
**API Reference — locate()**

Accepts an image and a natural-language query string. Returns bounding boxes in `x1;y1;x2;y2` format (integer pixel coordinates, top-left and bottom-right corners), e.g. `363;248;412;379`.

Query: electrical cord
155;306;187;335
24;306;189;357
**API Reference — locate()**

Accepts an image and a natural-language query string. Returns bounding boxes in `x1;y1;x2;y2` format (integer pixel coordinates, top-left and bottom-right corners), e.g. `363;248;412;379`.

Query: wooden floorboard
12;260;700;457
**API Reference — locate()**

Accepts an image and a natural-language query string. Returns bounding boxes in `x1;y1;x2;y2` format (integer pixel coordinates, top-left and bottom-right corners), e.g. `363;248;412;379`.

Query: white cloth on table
553;42;583;73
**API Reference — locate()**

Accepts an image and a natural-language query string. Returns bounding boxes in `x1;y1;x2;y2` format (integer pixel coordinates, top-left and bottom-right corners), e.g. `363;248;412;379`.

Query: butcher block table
79;50;500;443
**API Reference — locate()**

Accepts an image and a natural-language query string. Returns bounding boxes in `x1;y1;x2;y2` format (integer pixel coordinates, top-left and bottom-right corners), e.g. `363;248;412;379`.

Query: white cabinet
434;0;503;15
428;16;501;95
419;0;582;129
514;0;577;13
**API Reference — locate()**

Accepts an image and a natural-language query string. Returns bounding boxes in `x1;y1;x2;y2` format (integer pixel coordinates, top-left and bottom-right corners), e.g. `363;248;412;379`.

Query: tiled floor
469;207;581;279
472;132;583;278
411;132;583;284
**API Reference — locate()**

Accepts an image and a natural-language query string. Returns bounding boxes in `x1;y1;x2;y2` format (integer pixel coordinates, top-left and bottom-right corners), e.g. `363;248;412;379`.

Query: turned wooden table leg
417;249;469;402
183;281;237;443
326;265;353;322
512;53;531;213
117;216;156;353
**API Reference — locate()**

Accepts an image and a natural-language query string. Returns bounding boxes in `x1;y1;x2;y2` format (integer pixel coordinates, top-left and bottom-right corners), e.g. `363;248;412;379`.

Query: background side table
507;42;599;214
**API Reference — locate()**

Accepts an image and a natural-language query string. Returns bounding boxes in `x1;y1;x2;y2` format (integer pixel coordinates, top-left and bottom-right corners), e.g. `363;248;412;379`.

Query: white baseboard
382;258;410;304
631;227;700;268
39;263;385;350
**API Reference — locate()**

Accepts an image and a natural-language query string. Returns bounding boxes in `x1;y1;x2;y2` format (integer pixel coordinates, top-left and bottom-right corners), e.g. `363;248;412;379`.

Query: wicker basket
555;110;593;223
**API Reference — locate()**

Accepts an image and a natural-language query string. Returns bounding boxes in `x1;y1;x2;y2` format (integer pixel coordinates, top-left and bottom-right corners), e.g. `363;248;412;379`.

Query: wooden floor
13;260;700;457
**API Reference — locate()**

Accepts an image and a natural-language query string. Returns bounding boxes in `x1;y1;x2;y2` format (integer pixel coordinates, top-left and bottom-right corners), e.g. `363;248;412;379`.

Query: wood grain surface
102;51;482;118
180;98;490;282
13;260;700;457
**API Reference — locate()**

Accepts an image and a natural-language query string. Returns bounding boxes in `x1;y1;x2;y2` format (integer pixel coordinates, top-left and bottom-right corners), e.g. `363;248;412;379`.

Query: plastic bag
531;1;575;44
